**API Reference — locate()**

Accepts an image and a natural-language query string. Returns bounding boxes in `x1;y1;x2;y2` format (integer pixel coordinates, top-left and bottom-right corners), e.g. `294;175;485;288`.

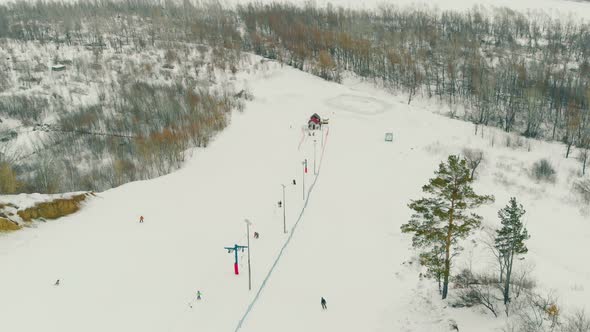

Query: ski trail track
234;127;330;331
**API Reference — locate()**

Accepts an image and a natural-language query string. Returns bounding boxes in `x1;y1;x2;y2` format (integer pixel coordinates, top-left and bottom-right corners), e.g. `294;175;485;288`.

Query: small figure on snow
54;279;60;286
254;232;259;239
189;290;203;308
139;216;144;223
292;179;296;185
321;297;327;310
278;201;282;208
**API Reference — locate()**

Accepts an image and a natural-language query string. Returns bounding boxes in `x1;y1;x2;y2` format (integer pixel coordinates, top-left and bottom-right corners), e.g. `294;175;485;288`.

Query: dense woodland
0;0;246;193
239;3;590;156
1;0;590;193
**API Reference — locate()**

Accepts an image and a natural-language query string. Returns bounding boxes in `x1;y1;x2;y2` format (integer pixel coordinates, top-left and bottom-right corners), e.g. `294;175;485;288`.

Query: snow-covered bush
531;159;556;183
454;269;500;317
561;310;590;332
0;95;47;125
500;287;566;332
448;319;459;331
574;179;590;205
0;70;11;92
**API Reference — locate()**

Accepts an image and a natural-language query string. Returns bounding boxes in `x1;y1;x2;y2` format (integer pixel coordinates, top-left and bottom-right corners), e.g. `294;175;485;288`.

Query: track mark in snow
297;126;306;151
325;94;391;116
233;128;330;332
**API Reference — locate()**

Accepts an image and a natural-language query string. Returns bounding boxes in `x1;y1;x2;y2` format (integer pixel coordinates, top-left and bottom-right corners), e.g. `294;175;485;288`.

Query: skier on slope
54;279;60;286
321;297;327;310
189;291;202;308
254;232;259;239
139;216;144;223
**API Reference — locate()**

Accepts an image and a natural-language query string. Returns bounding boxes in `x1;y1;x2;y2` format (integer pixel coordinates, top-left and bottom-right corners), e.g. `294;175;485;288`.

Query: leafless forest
1;0;590;193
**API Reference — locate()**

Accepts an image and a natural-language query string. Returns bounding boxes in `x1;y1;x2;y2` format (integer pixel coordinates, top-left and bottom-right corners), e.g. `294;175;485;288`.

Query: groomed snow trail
237;87;432;332
234;127;329;331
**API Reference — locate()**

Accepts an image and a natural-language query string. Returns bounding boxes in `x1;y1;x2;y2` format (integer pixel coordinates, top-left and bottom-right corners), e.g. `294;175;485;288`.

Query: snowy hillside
1;60;589;332
230;0;590;19
0;3;248;193
3;0;590;195
0;0;589;18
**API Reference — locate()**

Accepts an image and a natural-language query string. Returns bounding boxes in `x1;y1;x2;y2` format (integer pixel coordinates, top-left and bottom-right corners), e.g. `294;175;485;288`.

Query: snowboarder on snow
321;297;327;310
197;290;202;300
54;279;60;286
139;216;144;223
292;179;296;185
278;201;282;208
254;232;259;239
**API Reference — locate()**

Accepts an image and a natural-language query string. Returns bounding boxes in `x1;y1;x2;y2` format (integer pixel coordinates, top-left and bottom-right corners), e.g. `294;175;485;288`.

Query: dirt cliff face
0;217;20;231
0;193;92;232
17;194;89;222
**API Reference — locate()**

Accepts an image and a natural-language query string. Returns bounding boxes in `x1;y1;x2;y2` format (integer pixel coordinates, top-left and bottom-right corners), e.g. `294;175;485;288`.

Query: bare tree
463;148;485;180
562;310;590;332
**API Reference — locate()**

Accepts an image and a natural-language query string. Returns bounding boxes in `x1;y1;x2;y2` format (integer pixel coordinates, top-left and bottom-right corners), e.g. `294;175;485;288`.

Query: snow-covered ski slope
1;60;590;332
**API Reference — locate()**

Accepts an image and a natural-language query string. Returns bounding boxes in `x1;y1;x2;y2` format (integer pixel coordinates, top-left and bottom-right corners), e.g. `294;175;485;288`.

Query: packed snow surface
1;61;589;332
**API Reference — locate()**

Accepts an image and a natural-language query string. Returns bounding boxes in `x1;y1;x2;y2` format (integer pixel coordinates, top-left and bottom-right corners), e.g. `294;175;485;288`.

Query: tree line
2;0;590;193
238;3;590;163
0;0;245;194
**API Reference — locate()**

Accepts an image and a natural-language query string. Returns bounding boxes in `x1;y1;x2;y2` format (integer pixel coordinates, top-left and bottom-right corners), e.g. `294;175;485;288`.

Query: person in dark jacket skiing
321;297;327;310
54;279;60;286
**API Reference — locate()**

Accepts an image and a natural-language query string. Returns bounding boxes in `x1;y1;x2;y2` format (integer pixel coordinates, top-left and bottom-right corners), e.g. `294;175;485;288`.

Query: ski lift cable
234;128;329;332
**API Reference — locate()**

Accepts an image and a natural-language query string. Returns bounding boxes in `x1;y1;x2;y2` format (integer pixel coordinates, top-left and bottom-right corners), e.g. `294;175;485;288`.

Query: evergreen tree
402;155;494;300
418;245;446;293
495;197;529;308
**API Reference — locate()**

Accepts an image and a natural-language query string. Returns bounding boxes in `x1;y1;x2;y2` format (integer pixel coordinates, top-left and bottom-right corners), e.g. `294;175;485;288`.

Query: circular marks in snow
324;94;391;116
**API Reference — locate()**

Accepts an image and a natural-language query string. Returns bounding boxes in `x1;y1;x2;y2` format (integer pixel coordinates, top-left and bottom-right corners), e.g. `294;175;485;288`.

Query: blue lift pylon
225;244;248;275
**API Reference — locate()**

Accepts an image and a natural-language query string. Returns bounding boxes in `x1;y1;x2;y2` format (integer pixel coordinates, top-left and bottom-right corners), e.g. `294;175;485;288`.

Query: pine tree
495;197;529;308
418;245;446;293
402;155;494;300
